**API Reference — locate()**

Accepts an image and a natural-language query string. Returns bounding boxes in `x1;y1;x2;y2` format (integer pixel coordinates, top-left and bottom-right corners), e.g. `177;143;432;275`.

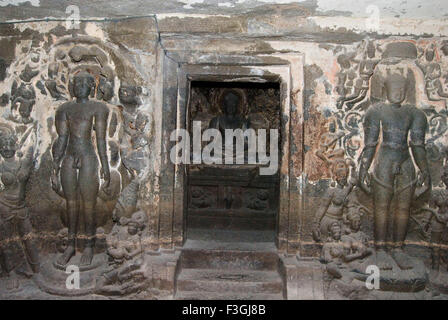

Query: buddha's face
223;92;239;116
385;77;407;105
0;137;17;159
119;86;139;105
73;73;94;99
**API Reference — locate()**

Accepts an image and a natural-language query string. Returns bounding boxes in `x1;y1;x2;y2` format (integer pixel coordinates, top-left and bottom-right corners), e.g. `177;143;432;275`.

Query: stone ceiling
0;0;447;22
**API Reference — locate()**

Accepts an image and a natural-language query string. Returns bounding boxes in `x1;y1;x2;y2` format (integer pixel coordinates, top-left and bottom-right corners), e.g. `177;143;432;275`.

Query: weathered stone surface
0;1;447;300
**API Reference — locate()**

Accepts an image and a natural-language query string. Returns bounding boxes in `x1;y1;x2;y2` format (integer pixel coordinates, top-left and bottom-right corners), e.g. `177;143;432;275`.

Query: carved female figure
0;128;40;289
313;161;355;242
320;222;368;280
341;210;372;261
321;222;371;299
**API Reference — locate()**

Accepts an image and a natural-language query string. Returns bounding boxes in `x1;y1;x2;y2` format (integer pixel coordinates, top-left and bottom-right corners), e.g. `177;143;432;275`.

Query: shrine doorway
185;81;281;243
161;53;304;253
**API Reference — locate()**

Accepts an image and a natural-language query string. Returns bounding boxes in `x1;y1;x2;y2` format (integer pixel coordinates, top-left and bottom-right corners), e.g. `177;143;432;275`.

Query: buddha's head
222;91;240;116
73;71;95;100
385;72;408;105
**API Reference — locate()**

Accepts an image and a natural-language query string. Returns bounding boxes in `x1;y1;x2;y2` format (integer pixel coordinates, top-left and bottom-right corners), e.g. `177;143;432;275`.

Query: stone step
188;215;275;230
180;248;279;271
186;229;275;243
177;269;283;294
175;291;284;300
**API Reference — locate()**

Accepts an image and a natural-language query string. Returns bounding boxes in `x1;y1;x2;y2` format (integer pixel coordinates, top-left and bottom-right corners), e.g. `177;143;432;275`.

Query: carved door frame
160;50;304;254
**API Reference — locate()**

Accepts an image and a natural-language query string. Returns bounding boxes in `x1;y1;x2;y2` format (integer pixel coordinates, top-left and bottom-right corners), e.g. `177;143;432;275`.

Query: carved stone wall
0;11;447;299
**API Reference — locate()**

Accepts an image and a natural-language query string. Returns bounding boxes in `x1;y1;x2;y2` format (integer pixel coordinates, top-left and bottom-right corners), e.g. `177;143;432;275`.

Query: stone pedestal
34;253;108;297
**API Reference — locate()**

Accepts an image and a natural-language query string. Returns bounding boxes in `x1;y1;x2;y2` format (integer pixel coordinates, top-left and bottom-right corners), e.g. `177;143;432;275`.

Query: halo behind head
73;70;95;85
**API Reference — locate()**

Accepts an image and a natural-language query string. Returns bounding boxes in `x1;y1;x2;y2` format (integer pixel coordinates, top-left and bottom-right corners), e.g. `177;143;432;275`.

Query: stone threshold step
177;268;283;294
180;249;280;271
188;209;276;218
183;239;277;251
188;217;275;231
177;269;282;294
175;291;284;300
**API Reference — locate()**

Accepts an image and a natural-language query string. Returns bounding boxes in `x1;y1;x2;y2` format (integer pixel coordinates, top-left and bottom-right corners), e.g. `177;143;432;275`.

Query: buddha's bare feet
375;249;393;270
57;245;75;266
80;247;94;266
391;249;414;270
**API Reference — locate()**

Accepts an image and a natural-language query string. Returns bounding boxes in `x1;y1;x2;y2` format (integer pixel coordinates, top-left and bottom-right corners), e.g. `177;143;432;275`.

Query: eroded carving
313;160;356;242
95;211;148;296
358;71;431;270
0;125;40;290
